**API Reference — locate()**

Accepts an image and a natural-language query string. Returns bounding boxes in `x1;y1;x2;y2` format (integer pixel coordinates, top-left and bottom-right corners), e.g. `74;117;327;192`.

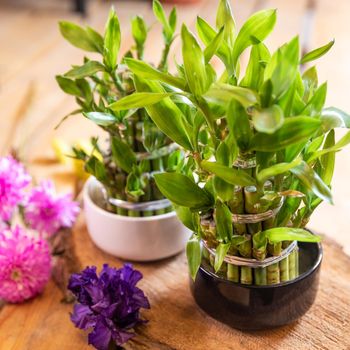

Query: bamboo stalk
135;120;146;152
289;249;296;280
280;256;290;282
114;173;127;216
227;264;239;282
141;173;153;217
244;186;264;284
254;267;267;286
241;266;253;285
218;262;228;278
229;186;247;235
151;157;167;215
127;196;141;217
267;263;280;285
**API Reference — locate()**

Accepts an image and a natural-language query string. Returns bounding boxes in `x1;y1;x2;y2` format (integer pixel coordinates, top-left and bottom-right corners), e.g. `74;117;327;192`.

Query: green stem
114;173;127;216
241;266;253;285
227;264;239;282
158;42;171;71
254;267;267;286
289;247;299;280
229;186;247;235
109;70;125;93
150;160;167;215
141;172;153;217
280;256;290;282
267;263;280;285
197;99;219;149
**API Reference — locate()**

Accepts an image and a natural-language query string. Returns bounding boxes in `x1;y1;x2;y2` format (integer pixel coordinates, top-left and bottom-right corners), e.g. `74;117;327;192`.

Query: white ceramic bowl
83;177;191;261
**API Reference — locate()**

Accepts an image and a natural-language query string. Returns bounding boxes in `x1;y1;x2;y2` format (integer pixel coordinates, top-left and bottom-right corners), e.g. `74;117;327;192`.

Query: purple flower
68;264;150;350
24;180;80;236
0;156;31;221
0;225;51;303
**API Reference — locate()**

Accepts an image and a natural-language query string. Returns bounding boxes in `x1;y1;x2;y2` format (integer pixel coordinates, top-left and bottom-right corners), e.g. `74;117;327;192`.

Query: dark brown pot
190;242;322;330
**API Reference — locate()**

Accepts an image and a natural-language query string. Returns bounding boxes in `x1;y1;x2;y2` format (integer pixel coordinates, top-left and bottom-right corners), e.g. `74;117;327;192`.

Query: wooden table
1;0;350;349
1;222;350;350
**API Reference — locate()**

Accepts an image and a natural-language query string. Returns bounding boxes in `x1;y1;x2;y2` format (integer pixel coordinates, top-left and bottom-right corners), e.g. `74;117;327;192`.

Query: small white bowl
83;177;191;261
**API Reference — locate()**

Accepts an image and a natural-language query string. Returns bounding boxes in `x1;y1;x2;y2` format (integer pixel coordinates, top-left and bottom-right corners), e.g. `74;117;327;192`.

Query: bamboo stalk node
233;155;257;169
202;240;298;268
200;197;284;226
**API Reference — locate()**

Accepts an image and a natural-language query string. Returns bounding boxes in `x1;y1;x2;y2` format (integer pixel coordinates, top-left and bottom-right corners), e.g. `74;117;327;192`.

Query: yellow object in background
52;138;103;181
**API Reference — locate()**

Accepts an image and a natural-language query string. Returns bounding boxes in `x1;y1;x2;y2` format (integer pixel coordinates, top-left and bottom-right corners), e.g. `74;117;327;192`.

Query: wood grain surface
1;219;350;350
1;0;350;349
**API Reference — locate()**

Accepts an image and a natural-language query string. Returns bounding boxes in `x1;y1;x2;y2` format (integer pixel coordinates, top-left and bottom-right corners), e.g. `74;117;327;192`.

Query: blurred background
0;0;349;253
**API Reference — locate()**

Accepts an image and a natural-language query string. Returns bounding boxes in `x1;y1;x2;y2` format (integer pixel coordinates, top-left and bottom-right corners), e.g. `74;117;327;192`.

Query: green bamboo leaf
285;141;308;162
65;61;105;79
111;136;137;173
201;160;256;186
306;135;325;154
264;36;300;97
216;141;231;165
186;235;202;281
133;76;193;150
290;161;333;204
86;27;104;53
175;205;196;231
250;117;321;152
154;173;214;209
307;130;350;163
251;105;284;134
213;141;235;201
204;83;259;109
54;109;83;129
240;43;271;90
264;227;321;243
227;100;252;151
300;39;335;64
216;0;236;47
85;156;107;182
103;9;121;71
153;0;172;40
84;112;117;126
196;16;231;67
321;107;350;132
126;58;187;90
213;176;234;201
214;242;231;273
319;130;335;185
256;158;302;185
169;8;177;32
204;27;225;63
126;173;144;198
56;76;82;97
109;93;172;111
232;9;277;66
59;21;99;52
215;200;233;243
302;66;318;101
181;24;208;96
131;16;147;47
302;82;327;116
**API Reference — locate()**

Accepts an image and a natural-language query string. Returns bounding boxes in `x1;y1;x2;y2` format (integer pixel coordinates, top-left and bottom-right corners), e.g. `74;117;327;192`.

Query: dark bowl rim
198;242;323;290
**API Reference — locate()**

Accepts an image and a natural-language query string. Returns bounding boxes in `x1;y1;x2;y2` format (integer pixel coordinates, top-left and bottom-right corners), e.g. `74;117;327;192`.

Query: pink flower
0;226;51;303
0;156;31;221
24;180;80;236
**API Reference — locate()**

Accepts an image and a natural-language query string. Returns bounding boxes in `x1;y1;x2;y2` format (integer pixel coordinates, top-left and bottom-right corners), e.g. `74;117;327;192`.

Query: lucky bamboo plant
110;0;350;285
56;1;184;216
